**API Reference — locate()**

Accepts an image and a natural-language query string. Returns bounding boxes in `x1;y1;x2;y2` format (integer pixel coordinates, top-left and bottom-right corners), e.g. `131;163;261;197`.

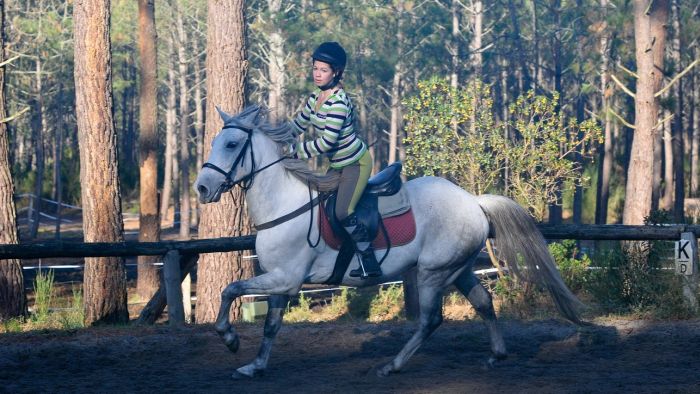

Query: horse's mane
226;105;340;192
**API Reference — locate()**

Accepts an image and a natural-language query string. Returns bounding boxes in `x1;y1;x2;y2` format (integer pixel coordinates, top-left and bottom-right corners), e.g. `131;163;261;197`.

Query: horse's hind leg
454;270;507;365
377;284;444;377
233;294;289;379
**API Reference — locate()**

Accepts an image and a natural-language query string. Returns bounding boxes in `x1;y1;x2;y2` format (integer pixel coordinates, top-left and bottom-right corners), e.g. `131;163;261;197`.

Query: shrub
32;269;55;323
549;240;591;293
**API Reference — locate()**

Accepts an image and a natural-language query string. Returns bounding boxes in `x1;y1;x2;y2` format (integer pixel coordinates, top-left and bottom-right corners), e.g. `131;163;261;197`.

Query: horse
194;105;584;379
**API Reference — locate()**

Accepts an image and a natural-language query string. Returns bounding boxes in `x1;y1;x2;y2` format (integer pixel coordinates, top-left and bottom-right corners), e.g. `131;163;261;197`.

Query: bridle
201;124;286;195
200;123;325;243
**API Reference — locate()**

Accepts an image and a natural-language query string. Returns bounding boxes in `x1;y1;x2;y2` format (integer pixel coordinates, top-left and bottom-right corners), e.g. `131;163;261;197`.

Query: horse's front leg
213;271;301;360
232;294;289;379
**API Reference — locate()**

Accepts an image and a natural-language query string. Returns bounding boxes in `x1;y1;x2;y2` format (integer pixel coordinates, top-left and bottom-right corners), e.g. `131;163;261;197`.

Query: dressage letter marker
675;233;697;276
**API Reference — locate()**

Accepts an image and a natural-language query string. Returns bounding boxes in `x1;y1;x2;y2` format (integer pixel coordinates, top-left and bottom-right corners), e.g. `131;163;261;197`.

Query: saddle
321;162;416;284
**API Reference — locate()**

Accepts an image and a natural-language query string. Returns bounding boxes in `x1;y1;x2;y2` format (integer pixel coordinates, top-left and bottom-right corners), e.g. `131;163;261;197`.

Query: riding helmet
312;42;347;73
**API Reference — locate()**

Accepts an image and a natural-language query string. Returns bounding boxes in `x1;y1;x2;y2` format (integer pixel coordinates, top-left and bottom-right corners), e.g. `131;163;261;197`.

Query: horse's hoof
376;363;396;378
231;370;251;380
214;321;231;335
232;367;264;380
223;331;240;353
483;353;507;370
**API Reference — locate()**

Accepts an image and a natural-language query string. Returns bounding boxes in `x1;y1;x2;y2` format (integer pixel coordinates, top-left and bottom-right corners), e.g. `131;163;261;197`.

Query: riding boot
342;214;382;278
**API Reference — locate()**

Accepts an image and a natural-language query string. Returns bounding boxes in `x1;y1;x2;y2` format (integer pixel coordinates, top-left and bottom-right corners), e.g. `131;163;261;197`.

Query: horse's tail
477;194;584;324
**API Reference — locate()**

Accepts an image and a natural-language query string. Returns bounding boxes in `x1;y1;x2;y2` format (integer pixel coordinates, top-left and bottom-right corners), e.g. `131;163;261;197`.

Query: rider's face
313;61;335;88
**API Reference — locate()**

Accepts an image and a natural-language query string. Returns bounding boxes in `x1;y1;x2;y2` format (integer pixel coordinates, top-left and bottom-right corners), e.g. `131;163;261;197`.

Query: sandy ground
1;317;699;393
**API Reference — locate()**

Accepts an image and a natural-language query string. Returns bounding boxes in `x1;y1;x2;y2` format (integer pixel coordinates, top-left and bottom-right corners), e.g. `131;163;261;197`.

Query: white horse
194;105;583;379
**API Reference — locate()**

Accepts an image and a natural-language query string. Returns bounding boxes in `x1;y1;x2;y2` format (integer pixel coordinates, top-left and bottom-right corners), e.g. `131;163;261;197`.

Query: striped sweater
291;87;367;168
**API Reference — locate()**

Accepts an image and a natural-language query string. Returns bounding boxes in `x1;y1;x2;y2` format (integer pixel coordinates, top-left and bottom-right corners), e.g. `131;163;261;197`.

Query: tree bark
160;35;177;225
175;4;190;240
661;114;673;211
670;0;684;222
267;0;286;123
595;0;613;224
692;56;699;197
74;0;128;325
507;0;532;94
29;56;45;239
468;0;483;79
623;0;669;225
193;20;204;227
136;0;161;301
0;0;26;320
388;0;405;164
196;0;252;323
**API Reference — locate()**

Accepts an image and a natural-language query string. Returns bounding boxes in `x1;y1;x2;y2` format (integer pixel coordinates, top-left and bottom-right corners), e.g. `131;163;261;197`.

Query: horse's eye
226;141;238;150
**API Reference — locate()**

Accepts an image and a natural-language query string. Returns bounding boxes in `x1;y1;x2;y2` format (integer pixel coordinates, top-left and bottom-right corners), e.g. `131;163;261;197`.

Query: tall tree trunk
74;0;128;325
267;0;286;123
652;129;663;212
595;0;613;224
176;4;190;239
53;87;64;239
623;0;669;225
670;0;684;222
548;0;563;224
193;26;204;226
449;0;460;89
0;0;26;320
29;56;45;239
160;37;177;224
136;0;161;301
507;0;531;94
196;0;252;323
468;0;483;78
388;1;405;164
691;55;699;197
662;113;674;210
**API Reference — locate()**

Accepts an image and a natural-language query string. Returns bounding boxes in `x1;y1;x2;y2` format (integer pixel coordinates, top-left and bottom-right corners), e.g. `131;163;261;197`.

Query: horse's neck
244;138;314;227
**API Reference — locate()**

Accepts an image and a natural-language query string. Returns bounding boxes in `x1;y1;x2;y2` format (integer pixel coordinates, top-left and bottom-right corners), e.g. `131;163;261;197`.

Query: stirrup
349;251;382;278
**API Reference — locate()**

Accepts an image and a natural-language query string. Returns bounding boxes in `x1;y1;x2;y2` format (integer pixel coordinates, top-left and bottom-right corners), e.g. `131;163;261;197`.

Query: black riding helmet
312;42;347;89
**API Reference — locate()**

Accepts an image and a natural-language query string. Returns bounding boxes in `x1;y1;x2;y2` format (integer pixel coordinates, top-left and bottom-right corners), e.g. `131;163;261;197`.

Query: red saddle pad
319;203;417;251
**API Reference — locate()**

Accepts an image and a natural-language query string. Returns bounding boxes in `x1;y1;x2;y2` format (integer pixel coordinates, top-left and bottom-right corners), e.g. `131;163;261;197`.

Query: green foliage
504;91;602;220
285;292;314;323
404;80;602;221
549;240;591;293
368;284;404;322
404;77;503;195
32;269;55;323
56;286;84;330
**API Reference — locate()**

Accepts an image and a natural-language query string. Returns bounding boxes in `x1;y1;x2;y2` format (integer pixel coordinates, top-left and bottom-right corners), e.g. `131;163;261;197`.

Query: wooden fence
1;224;698;324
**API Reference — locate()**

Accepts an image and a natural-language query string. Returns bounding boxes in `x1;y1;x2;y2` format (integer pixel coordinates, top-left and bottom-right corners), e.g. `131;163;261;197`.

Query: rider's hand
283;143;298;159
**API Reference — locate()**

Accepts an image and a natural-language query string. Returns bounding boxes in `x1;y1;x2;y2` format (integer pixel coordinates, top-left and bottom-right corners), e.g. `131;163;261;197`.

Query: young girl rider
289;42;380;279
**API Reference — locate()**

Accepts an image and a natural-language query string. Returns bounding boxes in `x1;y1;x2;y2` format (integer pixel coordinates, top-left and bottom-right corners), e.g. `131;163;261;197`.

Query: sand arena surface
1;318;700;393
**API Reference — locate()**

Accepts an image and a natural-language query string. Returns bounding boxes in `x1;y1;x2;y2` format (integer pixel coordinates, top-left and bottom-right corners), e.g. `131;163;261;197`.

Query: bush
32;269;55;323
549;240;591;293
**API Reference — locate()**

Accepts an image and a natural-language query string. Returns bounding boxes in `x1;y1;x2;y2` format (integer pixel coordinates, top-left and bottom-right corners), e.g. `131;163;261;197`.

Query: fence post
164;250;185;325
679;232;699;313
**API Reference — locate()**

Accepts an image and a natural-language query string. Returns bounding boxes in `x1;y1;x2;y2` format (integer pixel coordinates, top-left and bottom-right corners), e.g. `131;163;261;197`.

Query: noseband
201;125;287;194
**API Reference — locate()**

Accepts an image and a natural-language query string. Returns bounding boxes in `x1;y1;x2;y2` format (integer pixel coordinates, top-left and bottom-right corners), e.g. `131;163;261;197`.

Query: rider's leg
334;151;380;278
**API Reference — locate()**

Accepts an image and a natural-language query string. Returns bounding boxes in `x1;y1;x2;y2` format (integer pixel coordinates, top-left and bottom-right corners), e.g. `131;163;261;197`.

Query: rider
289;42;381;279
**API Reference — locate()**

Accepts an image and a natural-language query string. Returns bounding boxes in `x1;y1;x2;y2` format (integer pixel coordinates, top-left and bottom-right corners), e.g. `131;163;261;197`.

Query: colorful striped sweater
291;87;367;168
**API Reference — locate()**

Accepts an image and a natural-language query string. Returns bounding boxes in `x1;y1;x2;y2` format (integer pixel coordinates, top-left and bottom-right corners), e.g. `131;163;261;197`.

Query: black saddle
323;162;403;284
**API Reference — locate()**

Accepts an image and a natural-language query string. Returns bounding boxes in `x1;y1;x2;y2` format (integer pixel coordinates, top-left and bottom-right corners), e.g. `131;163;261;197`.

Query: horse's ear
237;104;262;124
216;106;234;124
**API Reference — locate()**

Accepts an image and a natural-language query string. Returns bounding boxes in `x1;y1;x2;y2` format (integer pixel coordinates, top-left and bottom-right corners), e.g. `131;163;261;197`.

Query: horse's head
194;105;263;203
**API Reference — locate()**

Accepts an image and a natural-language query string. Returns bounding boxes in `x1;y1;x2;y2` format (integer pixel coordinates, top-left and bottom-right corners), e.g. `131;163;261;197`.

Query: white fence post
677;232;699;312
164;250;185;325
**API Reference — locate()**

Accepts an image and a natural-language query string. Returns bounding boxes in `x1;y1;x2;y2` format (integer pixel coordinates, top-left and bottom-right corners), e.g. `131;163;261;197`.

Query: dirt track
1;318;699;393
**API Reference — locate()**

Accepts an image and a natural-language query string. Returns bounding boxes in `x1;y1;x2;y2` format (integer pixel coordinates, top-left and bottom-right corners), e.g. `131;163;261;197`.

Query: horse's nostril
197;184;209;197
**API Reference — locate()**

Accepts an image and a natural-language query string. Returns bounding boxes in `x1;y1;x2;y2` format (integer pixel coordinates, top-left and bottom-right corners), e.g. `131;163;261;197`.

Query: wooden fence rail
1;225;699;260
2;224;698;324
